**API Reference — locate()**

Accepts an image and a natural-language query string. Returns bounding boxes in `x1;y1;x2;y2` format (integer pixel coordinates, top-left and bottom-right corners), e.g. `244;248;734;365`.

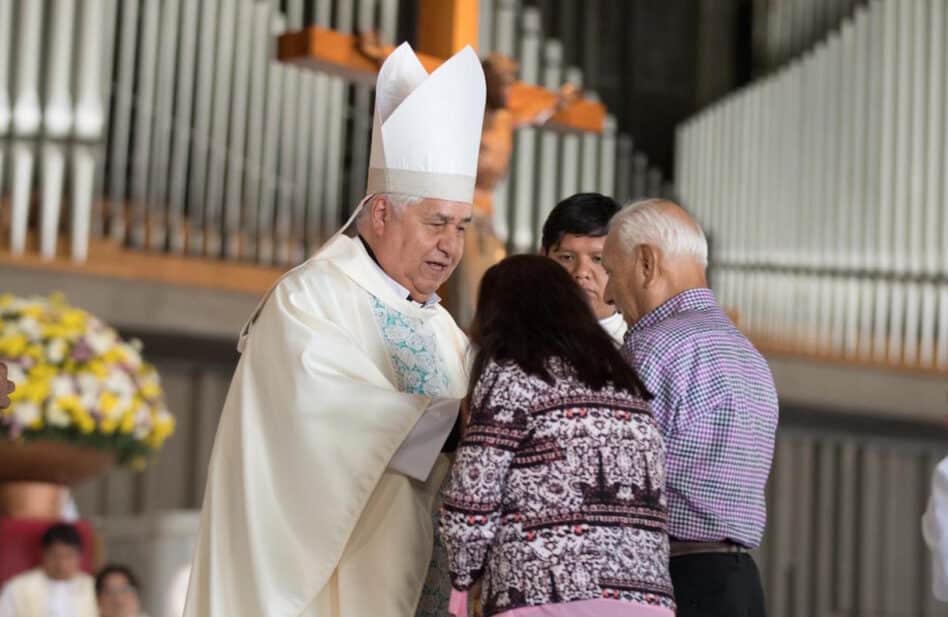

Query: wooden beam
0;235;284;297
278;27;607;133
416;0;479;58
279;26;442;87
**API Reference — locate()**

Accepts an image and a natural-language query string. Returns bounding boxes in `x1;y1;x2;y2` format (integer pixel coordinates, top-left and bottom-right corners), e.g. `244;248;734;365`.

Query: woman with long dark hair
440;255;675;617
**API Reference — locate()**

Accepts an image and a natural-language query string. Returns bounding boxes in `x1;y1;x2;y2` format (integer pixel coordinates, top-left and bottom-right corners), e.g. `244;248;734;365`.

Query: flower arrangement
0;293;174;468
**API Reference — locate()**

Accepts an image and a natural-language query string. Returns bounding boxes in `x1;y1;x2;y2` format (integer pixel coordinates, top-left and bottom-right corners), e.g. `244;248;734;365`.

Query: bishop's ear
369;196;390;234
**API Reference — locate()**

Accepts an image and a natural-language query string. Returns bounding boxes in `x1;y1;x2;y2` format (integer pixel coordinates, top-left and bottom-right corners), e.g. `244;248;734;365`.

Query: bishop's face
371;197;472;301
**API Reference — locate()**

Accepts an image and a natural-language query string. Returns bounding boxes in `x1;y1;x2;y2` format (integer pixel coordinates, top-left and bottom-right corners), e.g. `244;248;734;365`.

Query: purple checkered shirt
621;288;778;548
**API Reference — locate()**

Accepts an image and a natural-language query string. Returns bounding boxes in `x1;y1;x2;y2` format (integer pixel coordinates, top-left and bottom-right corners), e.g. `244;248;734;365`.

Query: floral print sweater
439;358;675;616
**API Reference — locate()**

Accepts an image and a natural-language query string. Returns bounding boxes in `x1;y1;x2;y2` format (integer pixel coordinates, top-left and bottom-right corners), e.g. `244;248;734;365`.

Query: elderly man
184;43;485;617
0;361;13;409
602;199;779;617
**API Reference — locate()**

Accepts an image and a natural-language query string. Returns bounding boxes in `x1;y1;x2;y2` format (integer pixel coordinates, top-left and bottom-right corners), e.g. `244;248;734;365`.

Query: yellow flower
140;380;161;401
50;395;95;434
12;377;50;406
21;305;45;320
146;413;175;448
102;347;125;364
99;391;120;415
98;392;121;435
60;309;86;331
86;360;108;379
0;333;28;357
119;406;137;435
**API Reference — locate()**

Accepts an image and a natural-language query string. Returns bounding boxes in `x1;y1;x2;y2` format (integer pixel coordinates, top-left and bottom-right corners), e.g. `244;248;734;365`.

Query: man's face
97;573;141;617
42;543;81;581
602;234;648;326
0;362;13;409
372;197;472;301
546;234;615;320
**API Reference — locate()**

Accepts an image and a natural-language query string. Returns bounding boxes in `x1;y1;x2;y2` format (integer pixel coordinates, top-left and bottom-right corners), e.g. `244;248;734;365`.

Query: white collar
599;311;624;327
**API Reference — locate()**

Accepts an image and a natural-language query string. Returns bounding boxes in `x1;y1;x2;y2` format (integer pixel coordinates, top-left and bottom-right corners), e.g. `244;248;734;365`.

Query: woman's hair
468;254;651;398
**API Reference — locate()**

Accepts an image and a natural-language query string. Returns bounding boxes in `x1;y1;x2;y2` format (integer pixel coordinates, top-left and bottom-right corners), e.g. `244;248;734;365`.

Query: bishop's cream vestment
183;235;469;616
184;41;485;617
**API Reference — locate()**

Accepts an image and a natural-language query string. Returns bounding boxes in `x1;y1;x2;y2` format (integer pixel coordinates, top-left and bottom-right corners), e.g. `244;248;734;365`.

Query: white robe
183;235;469;617
923;456;948;601
0;569;97;617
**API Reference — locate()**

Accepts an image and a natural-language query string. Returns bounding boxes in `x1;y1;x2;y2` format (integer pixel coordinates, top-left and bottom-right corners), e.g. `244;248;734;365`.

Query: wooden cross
277;0;607;134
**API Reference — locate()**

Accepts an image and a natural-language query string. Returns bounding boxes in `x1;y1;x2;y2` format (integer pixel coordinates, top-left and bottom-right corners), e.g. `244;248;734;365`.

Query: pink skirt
449;590;674;617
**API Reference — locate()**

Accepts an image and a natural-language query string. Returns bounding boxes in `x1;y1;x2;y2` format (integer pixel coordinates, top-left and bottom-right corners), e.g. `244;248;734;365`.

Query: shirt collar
629;287;717;335
358;236;441;308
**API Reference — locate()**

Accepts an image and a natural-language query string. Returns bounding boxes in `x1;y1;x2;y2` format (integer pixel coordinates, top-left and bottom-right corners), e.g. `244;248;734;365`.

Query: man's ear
638;244;659;289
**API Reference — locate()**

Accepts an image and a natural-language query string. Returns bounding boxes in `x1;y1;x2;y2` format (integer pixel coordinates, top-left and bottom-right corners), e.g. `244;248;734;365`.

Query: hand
356;30;387;64
0;362;14;410
555;82;582;110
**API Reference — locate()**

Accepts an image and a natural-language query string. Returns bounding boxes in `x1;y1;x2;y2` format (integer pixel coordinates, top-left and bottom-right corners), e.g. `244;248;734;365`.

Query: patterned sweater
439;358;675;616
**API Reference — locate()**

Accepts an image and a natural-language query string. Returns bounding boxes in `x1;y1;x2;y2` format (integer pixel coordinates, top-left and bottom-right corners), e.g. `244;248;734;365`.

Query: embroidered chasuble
183;235;469;617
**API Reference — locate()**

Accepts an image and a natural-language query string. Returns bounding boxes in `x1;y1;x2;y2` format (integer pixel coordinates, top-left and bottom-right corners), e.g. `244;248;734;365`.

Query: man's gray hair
610;199;708;267
356;192;424;224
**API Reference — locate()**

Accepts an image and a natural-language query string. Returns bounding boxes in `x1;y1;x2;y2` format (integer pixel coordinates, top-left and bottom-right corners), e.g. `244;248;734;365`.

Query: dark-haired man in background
0;523;97;617
541;192;627;345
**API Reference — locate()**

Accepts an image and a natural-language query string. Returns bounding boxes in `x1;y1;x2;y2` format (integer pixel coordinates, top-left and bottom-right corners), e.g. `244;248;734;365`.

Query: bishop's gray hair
355;192;424;225
610;199;708;267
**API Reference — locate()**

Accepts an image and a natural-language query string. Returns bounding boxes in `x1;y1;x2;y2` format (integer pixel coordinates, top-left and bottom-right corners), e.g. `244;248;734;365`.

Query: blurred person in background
0;523;97;617
96;565;147;617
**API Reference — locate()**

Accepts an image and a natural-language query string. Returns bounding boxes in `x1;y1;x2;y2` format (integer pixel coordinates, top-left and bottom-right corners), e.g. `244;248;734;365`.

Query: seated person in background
541;193;627;345
440;255;674;617
96;565;147;617
0;523;97;617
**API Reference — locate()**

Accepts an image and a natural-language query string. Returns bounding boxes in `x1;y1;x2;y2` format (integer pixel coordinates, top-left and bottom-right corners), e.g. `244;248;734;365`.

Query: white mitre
366;42;486;204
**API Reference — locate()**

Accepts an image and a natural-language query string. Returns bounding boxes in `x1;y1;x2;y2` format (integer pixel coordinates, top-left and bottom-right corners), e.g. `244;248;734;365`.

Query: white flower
76;373;100;395
76;373;102;409
46;400;71;427
46;339;68;363
80;389;98;412
86;329;117;355
17;316;42;341
105;371;135;397
50;376;75;398
6;363;26;387
13;402;41;427
121;343;143;370
132;408;153;439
